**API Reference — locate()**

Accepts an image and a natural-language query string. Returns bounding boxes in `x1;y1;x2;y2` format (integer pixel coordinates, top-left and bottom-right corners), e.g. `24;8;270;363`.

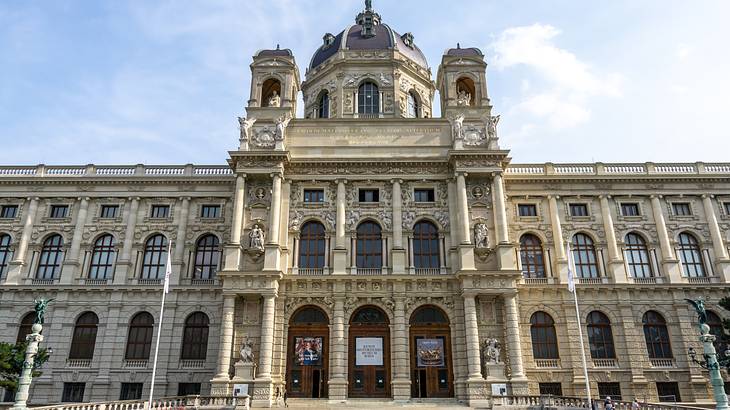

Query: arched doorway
409;305;453;398
286;306;329;398
348;306;391;398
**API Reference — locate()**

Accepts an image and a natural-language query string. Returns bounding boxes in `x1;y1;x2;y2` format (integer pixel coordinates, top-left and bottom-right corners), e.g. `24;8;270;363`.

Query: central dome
308;2;429;71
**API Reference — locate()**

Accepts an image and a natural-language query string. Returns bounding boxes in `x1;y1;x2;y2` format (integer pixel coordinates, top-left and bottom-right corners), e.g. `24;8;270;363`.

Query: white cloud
675;44;691;61
513;92;590;129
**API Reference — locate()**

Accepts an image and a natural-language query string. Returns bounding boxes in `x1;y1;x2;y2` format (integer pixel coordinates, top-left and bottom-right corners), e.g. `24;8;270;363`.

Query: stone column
492;173;509;244
258;294;276;379
61;197;89;284
462;294;482;379
392;297;410;400
599;195;626;282
224;175;246;271
548;195;568;283
268;174;282;245
650;195;682;281
702;195;728;260
172;197;190;284
214;295;236;380
333;180;348;274
329;296;347;399
391;180;407;274
503;293;527;382
113;197;139;284
456;173;471;244
5;198;39;285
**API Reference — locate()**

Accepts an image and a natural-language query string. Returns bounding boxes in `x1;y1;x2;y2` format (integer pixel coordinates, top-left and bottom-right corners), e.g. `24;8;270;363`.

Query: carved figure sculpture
456;89;471;106
685;298;708;325
237;116;256;142
474;223;490;249
274;114;292;141
268;91;281;107
487;115;500;139
240;338;255;363
450;114;465;141
34;298;53;325
249;225;265;252
482;338;501;364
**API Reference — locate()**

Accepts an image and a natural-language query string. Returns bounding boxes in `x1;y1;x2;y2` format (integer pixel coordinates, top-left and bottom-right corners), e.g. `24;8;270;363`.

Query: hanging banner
416;338;445;367
294;336;322;365
355;337;383;366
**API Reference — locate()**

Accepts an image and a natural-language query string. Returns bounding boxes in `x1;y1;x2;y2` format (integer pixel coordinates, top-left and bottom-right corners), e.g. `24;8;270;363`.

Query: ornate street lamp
686;298;729;410
11;298;52;410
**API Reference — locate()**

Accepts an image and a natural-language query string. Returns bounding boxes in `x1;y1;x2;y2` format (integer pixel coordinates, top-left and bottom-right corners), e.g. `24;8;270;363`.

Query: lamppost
11;298;52;410
686;298;729;410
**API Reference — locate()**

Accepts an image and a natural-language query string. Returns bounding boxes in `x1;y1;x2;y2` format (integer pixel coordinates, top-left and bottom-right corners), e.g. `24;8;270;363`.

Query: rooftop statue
33;298;53;325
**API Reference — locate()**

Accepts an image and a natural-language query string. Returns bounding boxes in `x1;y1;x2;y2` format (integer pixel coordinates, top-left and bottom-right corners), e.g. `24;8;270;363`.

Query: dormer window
401;32;414;49
322;33;335;48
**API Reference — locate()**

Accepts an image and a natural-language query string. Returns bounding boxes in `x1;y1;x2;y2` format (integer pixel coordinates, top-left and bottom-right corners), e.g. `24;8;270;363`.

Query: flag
566;243;575;292
163;244;172;294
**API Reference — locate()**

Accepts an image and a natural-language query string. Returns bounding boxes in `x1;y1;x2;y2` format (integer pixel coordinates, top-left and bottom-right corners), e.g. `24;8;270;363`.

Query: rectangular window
100;205;119;218
62;382;85;402
120;383;144;400
413;188;435;203
620;203;640;216
200;205;220;218
150;205;170;218
358;189;379;203
597;382;622;401
303;189;325;203
50;205;69;218
518;204;537;217
672;202;691;216
178;383;202;395
0;205;18;219
656;382;681;402
569;204;589;217
538;382;563;395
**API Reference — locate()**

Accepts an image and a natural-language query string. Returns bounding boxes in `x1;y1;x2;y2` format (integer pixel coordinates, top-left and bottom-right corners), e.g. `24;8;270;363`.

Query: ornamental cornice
285;160;449;177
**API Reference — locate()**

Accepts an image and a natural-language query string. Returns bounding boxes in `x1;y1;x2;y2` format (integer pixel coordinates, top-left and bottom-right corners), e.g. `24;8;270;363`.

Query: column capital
598;194;611;200
76;196;91;202
547;194;560;200
179;196;192;202
127;196;141;202
389;178;403;185
455;171;468;178
491;171;504;178
650;194;663;200
236;173;247;179
335;178;348;185
701;193;714;200
269;171;283;179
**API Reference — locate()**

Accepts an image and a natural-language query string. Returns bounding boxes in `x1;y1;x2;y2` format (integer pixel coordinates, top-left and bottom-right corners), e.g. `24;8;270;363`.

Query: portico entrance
348;306;391;398
286;306;329;398
409;306;453;398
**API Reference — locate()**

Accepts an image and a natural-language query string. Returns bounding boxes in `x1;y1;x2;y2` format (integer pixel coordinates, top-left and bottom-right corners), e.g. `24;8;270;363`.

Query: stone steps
280;398;473;409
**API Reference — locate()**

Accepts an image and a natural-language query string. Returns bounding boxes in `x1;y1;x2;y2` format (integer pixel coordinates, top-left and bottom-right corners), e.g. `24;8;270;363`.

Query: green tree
0;342;49;397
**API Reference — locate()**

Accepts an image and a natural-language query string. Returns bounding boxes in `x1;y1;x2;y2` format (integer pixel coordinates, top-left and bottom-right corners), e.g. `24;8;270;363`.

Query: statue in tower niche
249;224;265;252
449;113;465;141
456;89;471;106
237;116;256;142
268;90;281;107
274;114;292;141
474;223;490;249
487;115;500;139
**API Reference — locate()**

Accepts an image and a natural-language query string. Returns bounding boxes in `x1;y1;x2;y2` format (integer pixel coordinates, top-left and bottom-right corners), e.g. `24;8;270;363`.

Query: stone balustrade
27;395;243;410
506;162;730;176
0;164;233;178
494;395;712;410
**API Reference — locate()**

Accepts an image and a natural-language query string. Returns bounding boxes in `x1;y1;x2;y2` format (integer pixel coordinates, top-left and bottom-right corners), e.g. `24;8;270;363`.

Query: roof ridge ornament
366;0;372;12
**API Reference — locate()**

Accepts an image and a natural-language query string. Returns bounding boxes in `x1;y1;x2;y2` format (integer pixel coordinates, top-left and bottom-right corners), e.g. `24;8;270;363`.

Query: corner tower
436;45;493;120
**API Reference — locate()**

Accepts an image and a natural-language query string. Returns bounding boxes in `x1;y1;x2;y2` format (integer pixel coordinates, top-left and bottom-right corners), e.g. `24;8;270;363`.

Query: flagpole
567;244;592;408
148;241;172;409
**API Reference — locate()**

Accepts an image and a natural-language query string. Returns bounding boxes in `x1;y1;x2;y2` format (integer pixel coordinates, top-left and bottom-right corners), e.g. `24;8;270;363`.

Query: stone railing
0;164;233;179
28;395;242;410
649;358;675;368
494;395;712;410
506;162;730;177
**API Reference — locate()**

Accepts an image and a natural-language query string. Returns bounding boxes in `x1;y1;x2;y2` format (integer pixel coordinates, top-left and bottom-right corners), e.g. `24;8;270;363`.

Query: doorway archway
409;305;454;398
348;305;391;398
286;306;329;398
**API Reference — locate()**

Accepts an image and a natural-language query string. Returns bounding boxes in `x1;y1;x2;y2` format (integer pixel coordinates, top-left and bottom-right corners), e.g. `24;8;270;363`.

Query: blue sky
1;0;729;165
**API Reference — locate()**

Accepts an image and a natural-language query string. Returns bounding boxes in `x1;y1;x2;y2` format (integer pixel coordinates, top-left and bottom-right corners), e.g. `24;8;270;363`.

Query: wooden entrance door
409;306;454;398
348;306;391;398
286;307;329;399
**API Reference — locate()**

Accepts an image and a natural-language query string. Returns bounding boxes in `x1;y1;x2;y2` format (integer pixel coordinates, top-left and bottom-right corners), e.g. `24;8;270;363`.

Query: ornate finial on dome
457;43;461;49
365;0;373;11
356;0;381;34
276;44;280;50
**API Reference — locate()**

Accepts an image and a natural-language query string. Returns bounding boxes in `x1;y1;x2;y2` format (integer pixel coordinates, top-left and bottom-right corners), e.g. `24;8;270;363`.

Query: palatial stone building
1;2;729;407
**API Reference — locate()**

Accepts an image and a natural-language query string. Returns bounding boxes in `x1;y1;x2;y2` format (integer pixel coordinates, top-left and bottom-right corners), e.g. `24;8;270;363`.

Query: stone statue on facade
482;337;502;364
267;91;281;107
249;224;265;252
456;89;471;106
487;115;500;139
449;113;465;141
238;116;256;142
33;298;53;325
240;338;255;363
474;223;490;249
274;114;292;141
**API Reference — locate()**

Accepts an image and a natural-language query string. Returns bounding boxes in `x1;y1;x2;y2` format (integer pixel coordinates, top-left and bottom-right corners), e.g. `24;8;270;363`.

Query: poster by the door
355;337;383;366
416;338;445;367
294;337;322;365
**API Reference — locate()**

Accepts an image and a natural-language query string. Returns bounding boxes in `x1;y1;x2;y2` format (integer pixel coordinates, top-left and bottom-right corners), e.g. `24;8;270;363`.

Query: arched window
318;91;329;118
586;311;615;359
181;312;209;360
520;234;545;278
625;233;653;278
0;234;11;277
193;235;220;280
406;91;419;118
413;221;439;269
677;233;706;277
571;234;599;278
356;221;382;269
291;306;329;324
141;235;167;280
530;312;558;359
299;222;326;269
706;311;726;353
643;311;672;359
358;82;379;114
410;306;449;325
17;312;36;344
36;234;63;279
88;234;115;279
125;312;154;360
69;312;99;360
